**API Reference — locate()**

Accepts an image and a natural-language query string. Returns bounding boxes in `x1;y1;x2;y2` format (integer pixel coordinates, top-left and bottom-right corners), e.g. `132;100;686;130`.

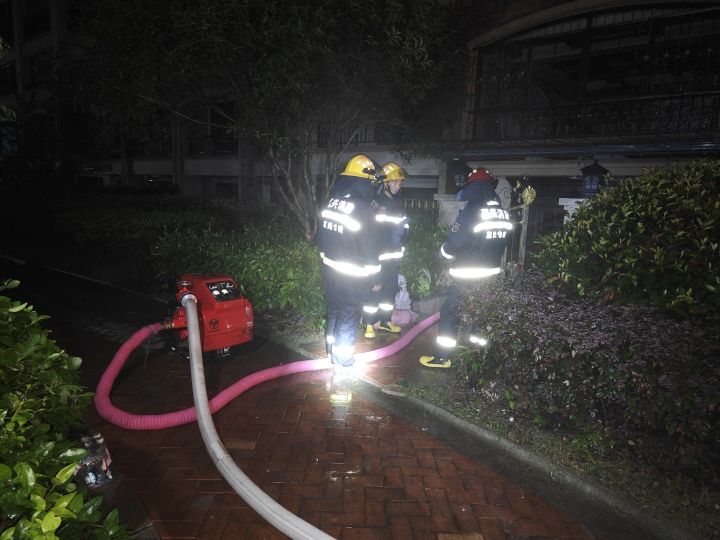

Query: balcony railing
468;92;720;144
131;139;173;157
187;136;238;156
316;124;379;147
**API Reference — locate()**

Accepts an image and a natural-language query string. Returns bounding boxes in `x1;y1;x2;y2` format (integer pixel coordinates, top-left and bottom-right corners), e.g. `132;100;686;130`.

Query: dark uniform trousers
322;265;369;366
434;279;484;359
364;260;401;326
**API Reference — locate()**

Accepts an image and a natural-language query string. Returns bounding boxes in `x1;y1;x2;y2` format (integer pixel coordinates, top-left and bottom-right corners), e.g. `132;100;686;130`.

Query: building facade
449;0;720;247
2;0;719;246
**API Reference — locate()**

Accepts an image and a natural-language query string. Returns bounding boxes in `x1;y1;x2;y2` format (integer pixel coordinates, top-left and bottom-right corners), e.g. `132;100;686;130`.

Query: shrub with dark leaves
458;267;720;479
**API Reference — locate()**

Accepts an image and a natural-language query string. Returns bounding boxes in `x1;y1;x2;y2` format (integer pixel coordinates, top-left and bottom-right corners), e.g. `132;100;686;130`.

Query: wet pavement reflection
1;256;654;540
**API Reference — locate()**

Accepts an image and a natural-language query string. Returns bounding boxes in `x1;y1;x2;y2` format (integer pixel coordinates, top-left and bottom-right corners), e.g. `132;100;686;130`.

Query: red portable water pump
168;273;253;357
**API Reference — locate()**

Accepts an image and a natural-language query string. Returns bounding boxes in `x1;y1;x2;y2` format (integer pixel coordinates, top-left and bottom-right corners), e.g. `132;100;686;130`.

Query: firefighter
420;167;512;368
363;162;410;338
317;155;384;368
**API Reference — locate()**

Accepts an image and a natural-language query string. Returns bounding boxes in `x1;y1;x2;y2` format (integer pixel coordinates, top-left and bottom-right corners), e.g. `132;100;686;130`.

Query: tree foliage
71;0;469;239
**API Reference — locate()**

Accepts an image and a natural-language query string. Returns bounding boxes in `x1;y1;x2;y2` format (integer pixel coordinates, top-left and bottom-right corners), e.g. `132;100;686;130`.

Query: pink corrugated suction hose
94;312;440;430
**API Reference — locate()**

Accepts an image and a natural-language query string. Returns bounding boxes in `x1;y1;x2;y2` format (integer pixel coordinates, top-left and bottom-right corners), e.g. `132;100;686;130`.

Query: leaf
30;492;46;511
77;495;104;523
14;462;36;488
0;463;12;482
56;462;80;484
41;510;61;533
8;302;29;312
58;446;88;462
53;491;78;509
50;506;76;519
103;508;120;528
68;489;84;513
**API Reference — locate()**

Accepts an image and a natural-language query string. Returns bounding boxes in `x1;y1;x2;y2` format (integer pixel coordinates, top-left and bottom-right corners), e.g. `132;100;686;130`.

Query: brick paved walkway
78;325;601;540
1;258;663;540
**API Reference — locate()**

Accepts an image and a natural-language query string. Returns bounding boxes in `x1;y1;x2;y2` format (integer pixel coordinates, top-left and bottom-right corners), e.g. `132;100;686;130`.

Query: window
0;2;14;45
216;182;239;198
22;6;50;41
25;51;52;89
0;61;17;95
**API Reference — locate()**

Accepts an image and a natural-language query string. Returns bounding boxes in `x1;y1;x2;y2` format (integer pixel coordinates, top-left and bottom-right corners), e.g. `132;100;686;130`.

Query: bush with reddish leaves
458;267;720;482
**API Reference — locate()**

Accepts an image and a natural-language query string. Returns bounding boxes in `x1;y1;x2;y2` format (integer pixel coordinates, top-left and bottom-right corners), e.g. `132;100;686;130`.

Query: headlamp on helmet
341;154;386;181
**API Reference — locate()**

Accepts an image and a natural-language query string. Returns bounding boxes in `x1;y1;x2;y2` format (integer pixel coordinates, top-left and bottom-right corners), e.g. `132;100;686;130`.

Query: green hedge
533;159;720;315
151;216;447;329
48;196;279;286
400;214;448;300
0;279;127;540
1;192;445;330
151;224;325;328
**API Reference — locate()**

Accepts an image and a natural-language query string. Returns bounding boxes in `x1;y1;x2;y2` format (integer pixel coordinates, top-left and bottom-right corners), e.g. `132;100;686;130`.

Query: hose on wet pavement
94;310;439;430
94;299;439;540
181;293;336;540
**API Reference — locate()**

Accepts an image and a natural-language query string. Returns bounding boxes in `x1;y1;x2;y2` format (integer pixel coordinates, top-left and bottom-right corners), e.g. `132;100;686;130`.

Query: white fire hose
181;293;335;540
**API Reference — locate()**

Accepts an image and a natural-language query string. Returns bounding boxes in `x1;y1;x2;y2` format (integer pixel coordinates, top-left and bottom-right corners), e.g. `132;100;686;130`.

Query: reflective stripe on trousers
363;261;400;326
322;266;366;366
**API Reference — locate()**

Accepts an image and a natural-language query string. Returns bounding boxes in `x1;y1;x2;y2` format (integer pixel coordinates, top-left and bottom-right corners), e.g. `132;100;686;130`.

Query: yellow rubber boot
364;324;376;338
419;356;451;368
378;321;401;333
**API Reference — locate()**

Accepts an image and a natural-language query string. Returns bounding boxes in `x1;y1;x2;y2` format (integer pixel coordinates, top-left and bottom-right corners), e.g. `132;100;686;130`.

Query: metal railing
469;92;720;143
131;139;172;157
316;124;379;147
403;198;439;228
187;136;238;156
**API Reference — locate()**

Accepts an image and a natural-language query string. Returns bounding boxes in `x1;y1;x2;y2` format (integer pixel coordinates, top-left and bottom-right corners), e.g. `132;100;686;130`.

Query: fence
403;198;439;228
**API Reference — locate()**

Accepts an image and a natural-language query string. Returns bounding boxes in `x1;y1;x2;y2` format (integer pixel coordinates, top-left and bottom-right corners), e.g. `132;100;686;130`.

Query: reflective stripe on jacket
317;184;382;280
373;192;409;262
441;199;512;280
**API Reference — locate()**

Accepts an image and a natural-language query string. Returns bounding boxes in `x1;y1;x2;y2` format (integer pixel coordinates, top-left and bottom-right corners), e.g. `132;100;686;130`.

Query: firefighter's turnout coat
440;181;511;280
433;180;512;359
375;189;409;264
363;188;409;325
317;174;382;366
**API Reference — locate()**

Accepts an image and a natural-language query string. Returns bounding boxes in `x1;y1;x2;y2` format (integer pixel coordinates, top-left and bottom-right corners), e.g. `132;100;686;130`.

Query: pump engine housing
171;273;253;354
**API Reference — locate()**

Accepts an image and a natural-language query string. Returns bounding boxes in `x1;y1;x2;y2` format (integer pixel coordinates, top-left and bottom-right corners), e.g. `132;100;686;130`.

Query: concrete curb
304;306;704;540
405;395;704;540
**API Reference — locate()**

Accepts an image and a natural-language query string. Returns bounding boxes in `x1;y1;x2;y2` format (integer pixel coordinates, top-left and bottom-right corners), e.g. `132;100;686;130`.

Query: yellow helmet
382;162;408;183
341;155;378;179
